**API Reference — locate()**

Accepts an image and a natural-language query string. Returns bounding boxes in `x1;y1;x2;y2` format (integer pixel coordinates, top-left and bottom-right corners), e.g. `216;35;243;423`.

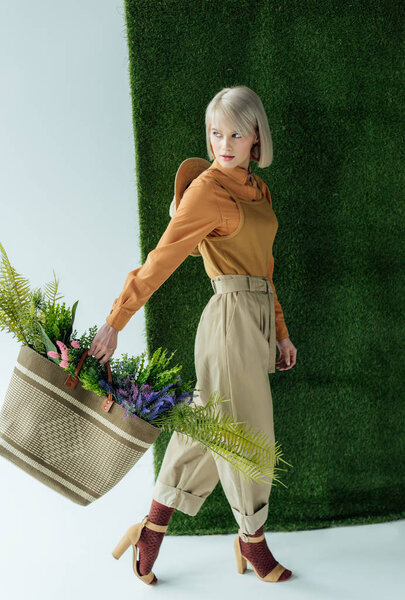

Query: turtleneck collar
210;158;254;185
206;157;264;201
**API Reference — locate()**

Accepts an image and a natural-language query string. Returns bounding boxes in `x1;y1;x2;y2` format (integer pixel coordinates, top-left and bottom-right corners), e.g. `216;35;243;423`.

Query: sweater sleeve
266;254;289;341
106;177;222;331
263;185;289;341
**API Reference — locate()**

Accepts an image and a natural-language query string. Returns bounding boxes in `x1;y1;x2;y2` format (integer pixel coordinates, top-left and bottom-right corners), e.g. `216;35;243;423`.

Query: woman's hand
88;323;118;365
275;337;297;370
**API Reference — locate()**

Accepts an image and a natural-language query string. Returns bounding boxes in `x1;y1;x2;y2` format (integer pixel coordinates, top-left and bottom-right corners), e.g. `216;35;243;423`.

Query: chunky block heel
112;529;133;559
112;515;169;585
234;535;247;573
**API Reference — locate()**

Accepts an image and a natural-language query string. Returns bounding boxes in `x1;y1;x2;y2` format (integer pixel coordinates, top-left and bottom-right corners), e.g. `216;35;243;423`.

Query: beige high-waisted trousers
152;273;277;535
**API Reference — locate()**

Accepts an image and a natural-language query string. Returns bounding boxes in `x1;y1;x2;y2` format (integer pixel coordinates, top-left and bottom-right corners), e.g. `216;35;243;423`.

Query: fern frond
0;241;32;343
43;268;64;305
152;392;293;487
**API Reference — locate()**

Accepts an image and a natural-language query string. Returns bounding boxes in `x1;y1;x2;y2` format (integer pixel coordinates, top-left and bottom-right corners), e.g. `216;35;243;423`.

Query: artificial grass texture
123;0;405;534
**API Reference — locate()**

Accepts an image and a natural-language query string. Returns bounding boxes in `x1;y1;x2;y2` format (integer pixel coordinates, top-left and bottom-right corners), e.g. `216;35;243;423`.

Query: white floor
0;449;404;600
105;520;405;600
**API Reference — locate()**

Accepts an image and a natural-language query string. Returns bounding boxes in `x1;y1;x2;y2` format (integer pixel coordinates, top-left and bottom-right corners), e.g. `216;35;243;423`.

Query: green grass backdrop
123;0;404;533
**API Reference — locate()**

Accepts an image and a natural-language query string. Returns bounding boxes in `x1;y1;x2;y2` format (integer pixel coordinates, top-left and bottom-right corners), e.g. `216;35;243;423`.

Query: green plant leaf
152;392;293;488
37;322;58;361
0;241;32;344
43;268;64;305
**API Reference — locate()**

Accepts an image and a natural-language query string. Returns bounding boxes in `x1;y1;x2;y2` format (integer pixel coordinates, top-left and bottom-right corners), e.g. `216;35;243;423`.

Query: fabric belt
210;275;276;374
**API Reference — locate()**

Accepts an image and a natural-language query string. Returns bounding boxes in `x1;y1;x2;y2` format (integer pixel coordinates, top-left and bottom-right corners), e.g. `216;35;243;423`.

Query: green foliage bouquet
0;242;292;487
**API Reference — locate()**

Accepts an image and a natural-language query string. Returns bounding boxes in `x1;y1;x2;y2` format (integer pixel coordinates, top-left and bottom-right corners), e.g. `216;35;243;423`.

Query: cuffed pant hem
152;480;207;517
231;502;269;535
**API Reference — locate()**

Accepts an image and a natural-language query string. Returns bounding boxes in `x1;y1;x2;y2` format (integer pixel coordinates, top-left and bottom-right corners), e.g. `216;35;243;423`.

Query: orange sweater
106;158;289;340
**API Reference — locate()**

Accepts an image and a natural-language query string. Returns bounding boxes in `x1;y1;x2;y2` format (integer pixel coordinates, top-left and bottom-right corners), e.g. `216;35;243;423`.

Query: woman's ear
250;139;260;161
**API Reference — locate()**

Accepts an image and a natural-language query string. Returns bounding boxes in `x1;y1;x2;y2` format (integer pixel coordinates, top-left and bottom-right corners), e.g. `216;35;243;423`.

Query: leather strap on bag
64;349;115;413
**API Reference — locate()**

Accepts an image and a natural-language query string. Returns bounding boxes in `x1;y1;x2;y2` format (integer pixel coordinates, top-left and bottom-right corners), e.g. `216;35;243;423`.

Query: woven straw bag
0;345;161;506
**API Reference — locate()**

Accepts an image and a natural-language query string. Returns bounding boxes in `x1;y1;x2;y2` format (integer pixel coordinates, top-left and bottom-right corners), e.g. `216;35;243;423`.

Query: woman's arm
266;254;289;342
261;184;290;341
106;177;222;331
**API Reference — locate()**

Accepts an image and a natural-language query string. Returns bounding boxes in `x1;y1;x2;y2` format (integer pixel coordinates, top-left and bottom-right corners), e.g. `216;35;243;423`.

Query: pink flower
56;340;68;355
56;341;69;363
71;340;80;348
48;340;71;369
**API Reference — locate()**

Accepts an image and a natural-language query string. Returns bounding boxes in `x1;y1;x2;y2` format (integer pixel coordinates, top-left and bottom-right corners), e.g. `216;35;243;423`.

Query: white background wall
0;3;156;598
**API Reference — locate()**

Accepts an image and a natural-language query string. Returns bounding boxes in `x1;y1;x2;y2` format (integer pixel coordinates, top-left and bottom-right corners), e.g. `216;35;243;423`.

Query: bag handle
64;349;115;413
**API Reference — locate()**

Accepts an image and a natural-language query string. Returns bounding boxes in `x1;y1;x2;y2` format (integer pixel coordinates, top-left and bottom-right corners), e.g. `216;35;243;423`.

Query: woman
89;85;297;585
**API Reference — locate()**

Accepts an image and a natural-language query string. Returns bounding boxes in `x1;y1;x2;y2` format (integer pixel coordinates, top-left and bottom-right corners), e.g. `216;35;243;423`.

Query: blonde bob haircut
205;85;273;169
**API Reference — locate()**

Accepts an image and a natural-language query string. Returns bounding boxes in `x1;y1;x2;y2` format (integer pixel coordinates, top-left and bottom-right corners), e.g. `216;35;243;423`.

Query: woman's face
210;119;259;170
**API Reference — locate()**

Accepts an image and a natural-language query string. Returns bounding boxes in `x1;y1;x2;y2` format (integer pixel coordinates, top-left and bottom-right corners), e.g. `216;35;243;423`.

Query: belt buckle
249;277;268;294
262;277;269;294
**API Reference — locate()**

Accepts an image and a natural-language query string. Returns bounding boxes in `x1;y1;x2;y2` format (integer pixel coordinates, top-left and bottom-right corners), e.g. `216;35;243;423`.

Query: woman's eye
213;132;241;138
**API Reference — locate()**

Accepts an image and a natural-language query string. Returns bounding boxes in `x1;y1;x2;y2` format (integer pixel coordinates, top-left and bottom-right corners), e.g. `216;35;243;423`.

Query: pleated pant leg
152;274;276;535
